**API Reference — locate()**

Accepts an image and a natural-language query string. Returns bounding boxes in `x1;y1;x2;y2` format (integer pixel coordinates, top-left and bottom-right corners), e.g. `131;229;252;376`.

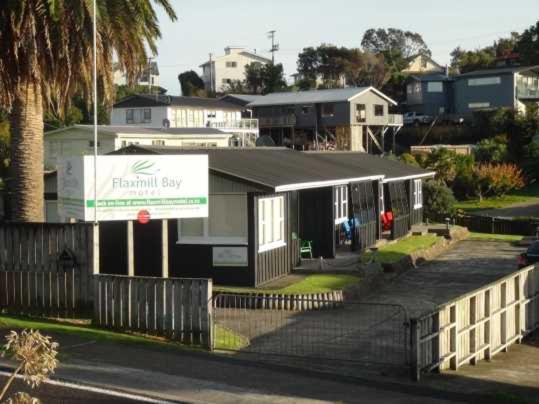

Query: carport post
127;220;135;277
162;219;169;278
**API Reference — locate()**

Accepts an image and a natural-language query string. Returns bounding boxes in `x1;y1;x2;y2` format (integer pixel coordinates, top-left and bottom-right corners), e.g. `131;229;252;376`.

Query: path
365;240;524;317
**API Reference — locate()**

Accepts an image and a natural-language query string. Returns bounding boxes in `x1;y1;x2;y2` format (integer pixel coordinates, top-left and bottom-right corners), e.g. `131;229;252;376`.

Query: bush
471;163;526;200
424;148;458;185
474;135;509;163
423;180;456;221
399;153;419;167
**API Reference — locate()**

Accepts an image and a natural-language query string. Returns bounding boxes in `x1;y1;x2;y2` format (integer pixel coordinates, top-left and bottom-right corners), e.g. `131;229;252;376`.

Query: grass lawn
215;274;361;295
0;315;246;351
455;183;539;213
468;232;524;242
362;234;442;264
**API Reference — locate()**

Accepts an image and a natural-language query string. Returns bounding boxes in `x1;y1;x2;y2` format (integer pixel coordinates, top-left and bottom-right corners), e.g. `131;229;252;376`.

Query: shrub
474;135;509;163
423;180;456;221
399;153;419;167
424;148;458;185
471;163;526;200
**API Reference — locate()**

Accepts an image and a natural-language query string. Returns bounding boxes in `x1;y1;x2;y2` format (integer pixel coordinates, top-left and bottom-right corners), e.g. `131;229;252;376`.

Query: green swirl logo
131;160;158;176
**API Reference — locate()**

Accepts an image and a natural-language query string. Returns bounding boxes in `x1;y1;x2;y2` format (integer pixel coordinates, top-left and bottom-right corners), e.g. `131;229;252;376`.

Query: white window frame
151;139;165;146
374;104;384;117
413;179;423;209
258;196;285;253
143;108;152;123
427;82;443;93
126;109;134;124
177;194;248;245
334;185;348;224
468;77;501;86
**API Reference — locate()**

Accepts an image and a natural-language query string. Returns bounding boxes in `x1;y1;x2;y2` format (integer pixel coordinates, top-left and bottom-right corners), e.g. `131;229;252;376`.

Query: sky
152;0;538;95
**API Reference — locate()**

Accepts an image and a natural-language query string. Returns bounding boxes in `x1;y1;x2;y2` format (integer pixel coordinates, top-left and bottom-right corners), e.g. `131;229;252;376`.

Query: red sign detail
137;210;151;224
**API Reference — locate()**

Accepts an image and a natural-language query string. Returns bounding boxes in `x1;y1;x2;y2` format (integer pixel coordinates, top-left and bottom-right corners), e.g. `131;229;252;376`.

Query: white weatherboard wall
57;155;208;221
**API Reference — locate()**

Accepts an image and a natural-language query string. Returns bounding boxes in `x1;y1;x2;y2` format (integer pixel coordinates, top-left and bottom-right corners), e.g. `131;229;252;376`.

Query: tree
450;46;496;74
516;21;539;66
470;163;525;200
178;70;206;96
343;50;390;89
474;135;509;164
361;28;431;72
243;62;287;94
423;180;456;221
0;0;177;222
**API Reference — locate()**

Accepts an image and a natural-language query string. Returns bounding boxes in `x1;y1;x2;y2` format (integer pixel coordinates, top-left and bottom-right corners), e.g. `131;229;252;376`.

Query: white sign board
212;247;248;267
57;155;208;221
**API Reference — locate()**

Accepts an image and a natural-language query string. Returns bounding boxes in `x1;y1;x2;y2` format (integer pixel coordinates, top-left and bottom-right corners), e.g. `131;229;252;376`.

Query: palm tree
0;1;177;222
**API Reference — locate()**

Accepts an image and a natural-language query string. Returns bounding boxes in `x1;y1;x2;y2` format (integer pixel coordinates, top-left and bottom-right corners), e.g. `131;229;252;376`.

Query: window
374;104;384;117
413;179;423;209
226;61;237;68
468;77;501;86
222;78;231;84
321;104;335;117
88;141;100;147
301;106;310;114
178;194;248;244
421;56;428;69
469;102;491;109
356;104;366;123
406;84;413;95
414;83;421;93
143;108;152;123
334;185;349;224
258;196;285;252
152;140;165;146
126;109;134;124
207;111;217;119
427;82;443;93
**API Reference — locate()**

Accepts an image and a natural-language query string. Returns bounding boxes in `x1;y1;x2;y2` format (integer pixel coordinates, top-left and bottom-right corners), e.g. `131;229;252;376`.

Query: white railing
517;86;539;99
209;119;259;130
388;114;404;125
411;264;539;380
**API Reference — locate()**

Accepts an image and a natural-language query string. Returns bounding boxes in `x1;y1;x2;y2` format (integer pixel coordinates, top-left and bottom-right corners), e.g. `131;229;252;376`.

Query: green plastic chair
300;240;313;259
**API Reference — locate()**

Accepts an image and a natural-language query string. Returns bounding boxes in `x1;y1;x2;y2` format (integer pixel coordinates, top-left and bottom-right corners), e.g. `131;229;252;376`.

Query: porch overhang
275;175;384;193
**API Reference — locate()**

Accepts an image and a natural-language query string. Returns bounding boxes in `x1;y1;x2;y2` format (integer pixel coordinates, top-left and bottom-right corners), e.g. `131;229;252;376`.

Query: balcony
258;115;297;128
517;86;539;100
209;119;259;131
388;114;404;126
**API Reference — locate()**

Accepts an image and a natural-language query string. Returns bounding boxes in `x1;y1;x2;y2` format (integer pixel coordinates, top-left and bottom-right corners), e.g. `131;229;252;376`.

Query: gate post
410;318;421;381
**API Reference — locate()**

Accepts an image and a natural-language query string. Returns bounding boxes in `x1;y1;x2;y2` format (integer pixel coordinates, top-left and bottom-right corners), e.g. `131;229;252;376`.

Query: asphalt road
0;375;172;404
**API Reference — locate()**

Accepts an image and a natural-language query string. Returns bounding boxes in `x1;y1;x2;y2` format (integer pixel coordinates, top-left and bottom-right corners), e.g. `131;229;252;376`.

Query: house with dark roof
405;65;539;118
405;74;454;116
246;87;403;154
45;145;431;286
453;65;539;115
110;94;260;146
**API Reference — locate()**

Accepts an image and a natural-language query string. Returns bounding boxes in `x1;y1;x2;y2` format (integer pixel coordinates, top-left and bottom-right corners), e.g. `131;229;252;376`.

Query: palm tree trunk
9;79;44;222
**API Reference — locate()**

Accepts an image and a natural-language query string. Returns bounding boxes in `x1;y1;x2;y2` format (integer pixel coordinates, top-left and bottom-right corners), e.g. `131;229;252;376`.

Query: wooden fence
411;264;539;380
93;275;213;348
453;215;539;236
0;223;95;317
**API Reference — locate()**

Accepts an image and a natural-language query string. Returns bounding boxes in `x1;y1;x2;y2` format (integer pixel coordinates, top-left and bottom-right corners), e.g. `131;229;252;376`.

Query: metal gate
213;294;409;368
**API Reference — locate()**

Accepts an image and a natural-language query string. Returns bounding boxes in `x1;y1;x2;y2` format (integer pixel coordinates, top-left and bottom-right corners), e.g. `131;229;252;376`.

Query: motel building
46;147;434;287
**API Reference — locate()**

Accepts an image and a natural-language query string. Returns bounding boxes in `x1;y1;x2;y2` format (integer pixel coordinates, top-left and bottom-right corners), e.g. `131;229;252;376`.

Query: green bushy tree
423;180;456;221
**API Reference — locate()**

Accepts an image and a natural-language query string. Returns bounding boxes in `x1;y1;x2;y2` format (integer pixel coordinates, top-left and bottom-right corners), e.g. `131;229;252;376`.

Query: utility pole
147;57;153;96
208;53;213;93
267;30;279;64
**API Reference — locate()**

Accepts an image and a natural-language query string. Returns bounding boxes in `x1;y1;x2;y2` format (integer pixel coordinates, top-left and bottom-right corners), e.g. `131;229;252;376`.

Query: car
517;240;539;268
403;112;434;126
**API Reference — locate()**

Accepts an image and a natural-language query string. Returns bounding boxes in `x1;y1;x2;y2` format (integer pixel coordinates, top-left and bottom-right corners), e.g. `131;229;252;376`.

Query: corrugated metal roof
113;94;241;110
247;87;397;107
303;152;435;182
111;146;433;191
47;125;228;136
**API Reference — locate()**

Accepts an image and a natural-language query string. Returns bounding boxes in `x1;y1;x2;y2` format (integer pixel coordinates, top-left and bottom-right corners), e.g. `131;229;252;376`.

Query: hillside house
247;87;403;153
110;94;259;146
200;47;271;93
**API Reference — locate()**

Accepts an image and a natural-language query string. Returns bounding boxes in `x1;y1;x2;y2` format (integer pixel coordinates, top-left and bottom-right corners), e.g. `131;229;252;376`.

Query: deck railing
209;119;259;130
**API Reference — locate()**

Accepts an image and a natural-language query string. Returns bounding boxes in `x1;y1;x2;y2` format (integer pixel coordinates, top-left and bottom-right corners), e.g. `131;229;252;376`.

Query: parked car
403;112;434;126
517;240;539;268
